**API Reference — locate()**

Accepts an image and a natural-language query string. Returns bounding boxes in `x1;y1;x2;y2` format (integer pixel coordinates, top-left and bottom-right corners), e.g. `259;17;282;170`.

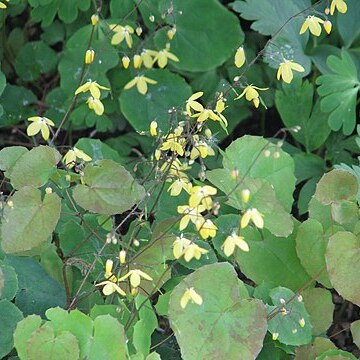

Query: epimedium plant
0;0;360;359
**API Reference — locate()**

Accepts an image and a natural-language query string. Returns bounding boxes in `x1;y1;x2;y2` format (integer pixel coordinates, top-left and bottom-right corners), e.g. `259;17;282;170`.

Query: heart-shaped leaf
169;262;267;359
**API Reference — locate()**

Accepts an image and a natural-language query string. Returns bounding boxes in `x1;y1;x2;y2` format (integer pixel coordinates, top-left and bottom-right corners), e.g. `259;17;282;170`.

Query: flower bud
119;250;126;264
323;20;332;34
272;332;279;341
133;239;140;247
241;189;250;203
230;169;239;180
149;15;155;22
133;54;142;69
122;56;130;69
204;128;212;139
167;27;176;40
91;14;99;26
85;49;95;64
136;26;143;36
45;187;53;194
150;120;158;136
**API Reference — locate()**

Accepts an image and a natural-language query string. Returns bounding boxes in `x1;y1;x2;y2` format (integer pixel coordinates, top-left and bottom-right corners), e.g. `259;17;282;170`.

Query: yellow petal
124;77;138;90
40;123;50;140
137;77;148;95
26;122;41;137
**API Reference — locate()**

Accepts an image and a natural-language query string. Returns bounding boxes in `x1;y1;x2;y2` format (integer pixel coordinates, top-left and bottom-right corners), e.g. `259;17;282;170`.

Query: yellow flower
192;108;221;123
272;332;279;341
124;75;157;95
177;205;205;231
63;147;92;167
91;14;99;26
299;318;305;328
168;177;192;196
299;16;324;37
241;208;264;229
215;96;228;127
27;116;55;141
85;49;95;64
160;133;185;156
86;97;104;115
150;120;158;136
190;136;215;160
173;235;191;259
222;233;249;257
277;59;305;84
75;80;110;99
180;287;202;309
183;243;208;262
235;46;246;68
95;281;126;296
118;269;153;288
195;218;218;239
235;85;268;108
109;24;134;48
330;0;347;15
323;20;332;34
141;49;157;68
0;0;9;9
186;92;204;116
189;186;217;209
154;47;179;68
122;56;130;69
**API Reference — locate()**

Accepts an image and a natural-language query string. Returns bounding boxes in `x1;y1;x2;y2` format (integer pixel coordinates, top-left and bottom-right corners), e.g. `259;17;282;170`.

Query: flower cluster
96;258;153;296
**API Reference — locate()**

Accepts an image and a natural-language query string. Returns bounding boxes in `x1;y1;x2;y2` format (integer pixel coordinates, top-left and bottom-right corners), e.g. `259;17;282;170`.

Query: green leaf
14;41;57;81
302;287;333;336
326;231;360;306
169;263;267;359
232;0;311;74
75;138;123;163
0;261;18;300
0;299;23;359
133;294;158;357
89;315;127;360
73;159;145;215
119;69;192;133
0;85;37;127
223;135;296;211
315;169;358;205
350;320;360;348
295;219;331;288
267;287;312;346
4;256;66;316
337;0;360;47
14;315;43;360
7;145;61;189
1;187;61;255
316;51;360;135
0;146;28;175
155;0;243;71
212;215;309;290
45;307;93;359
207;168;293;237
29;0;91;26
295;337;337;359
275;79;330;151
26;325;79;360
316;349;357;359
